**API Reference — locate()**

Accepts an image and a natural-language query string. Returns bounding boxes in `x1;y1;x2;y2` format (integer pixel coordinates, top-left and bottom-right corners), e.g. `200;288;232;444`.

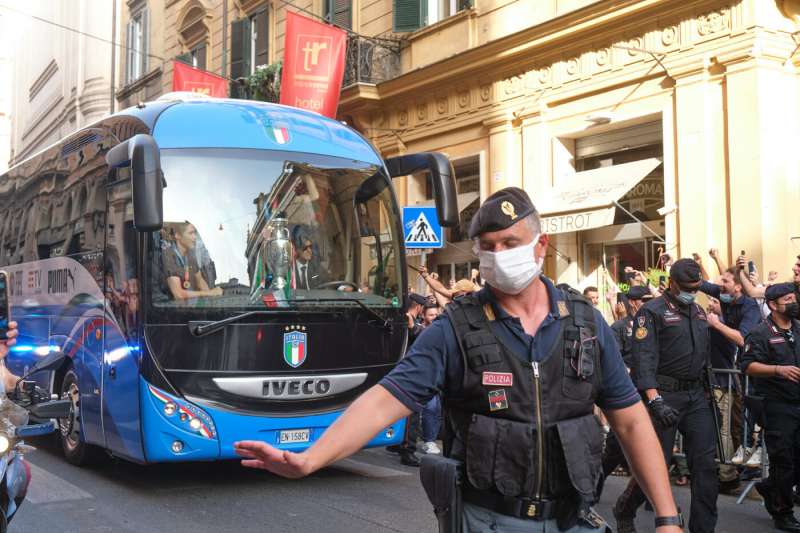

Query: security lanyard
173;246;191;289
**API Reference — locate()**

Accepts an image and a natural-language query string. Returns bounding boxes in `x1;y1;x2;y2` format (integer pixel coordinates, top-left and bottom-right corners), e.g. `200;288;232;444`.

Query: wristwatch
655;513;684;528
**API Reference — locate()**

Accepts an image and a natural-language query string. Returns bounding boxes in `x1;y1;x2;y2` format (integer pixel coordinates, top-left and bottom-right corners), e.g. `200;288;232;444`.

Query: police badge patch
488;390;509;411
635;327;648;340
638;316;646;327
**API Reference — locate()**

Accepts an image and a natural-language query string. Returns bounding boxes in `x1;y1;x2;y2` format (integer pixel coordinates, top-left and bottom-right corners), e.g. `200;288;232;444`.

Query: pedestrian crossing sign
403;207;443;249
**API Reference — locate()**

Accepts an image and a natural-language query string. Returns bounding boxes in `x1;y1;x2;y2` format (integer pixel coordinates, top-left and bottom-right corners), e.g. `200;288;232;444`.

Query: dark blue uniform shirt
380;278;640;412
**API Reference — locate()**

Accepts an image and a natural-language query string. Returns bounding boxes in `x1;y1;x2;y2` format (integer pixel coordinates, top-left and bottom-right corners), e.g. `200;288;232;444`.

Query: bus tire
59;369;101;466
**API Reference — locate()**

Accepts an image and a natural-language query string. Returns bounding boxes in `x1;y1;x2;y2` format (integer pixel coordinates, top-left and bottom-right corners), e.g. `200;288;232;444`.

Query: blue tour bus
0;94;457;464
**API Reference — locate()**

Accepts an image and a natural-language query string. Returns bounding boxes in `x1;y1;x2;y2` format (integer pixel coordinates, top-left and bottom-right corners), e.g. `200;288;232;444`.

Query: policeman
741;282;800;532
610;286;653;368
233;187;682;533
614;259;718;533
600;286;652;496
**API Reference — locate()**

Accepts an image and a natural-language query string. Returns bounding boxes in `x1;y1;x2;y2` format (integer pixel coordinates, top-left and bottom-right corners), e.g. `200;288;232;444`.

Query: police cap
408;293;427;306
627;286;651;300
669;258;702;285
468;187;537;239
765;282;795;302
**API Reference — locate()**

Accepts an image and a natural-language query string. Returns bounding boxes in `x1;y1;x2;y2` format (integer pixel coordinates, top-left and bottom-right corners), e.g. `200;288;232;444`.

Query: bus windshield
149;148;402;318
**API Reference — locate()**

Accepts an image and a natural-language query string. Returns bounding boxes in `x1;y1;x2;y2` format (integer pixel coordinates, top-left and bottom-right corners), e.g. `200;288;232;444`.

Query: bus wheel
59;370;101;466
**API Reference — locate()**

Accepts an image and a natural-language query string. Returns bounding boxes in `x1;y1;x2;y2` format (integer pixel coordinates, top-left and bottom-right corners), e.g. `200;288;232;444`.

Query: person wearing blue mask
615;258;718;533
233;187;683;533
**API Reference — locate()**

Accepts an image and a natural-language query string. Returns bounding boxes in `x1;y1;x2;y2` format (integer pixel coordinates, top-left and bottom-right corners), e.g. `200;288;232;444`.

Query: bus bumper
141;378;405;462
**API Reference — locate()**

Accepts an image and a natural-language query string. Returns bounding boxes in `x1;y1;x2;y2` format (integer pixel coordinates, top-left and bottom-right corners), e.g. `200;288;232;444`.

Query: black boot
613;502;637;533
774;515;800;532
400;452;420;467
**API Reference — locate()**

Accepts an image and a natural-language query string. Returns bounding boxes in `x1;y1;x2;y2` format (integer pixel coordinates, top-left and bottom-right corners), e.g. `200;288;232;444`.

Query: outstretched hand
234;441;315;478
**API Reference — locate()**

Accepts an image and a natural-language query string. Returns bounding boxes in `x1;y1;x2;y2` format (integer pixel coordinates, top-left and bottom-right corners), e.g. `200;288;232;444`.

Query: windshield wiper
285;298;392;330
189;310;296;337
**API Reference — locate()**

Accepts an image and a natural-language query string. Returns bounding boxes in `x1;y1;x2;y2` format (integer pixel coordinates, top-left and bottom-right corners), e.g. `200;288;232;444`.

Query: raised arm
235;385;410;477
735;255;766;299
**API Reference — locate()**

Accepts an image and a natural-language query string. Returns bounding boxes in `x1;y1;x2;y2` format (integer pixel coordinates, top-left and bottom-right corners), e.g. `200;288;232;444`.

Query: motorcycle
0;351;72;532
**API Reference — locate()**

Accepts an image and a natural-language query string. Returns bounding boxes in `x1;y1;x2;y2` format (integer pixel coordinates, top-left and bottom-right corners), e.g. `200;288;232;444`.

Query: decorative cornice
28;60;59;102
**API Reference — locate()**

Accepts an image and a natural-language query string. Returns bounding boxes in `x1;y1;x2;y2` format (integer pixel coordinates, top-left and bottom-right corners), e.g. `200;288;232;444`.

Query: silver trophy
266;216;292;290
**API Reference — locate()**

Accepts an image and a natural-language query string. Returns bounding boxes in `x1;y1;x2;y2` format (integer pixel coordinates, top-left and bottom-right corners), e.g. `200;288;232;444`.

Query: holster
420;455;464;533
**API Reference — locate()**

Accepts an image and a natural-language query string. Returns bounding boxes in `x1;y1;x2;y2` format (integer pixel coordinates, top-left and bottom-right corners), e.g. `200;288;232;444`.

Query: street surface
10;438;771;532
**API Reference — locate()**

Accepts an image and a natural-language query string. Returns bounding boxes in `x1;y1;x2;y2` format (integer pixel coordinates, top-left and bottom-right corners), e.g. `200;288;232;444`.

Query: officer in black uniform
600;286;652;496
741;282;800;532
614;258;719;533
233;188;683;533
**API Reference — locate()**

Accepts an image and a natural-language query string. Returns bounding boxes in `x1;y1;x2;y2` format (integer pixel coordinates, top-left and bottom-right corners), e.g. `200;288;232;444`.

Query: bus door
101;177;146;462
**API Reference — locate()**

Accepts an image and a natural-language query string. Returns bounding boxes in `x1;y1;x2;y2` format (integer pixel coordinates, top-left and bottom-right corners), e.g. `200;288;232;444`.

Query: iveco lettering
0;93;458;464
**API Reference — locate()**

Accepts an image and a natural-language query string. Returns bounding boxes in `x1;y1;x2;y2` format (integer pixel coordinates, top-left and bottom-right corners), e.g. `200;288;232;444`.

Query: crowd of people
395;244;800;532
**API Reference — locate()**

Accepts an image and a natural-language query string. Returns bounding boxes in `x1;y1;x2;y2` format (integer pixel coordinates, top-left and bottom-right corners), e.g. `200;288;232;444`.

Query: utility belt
419;456;603;532
656;374;703;392
462;486;559;520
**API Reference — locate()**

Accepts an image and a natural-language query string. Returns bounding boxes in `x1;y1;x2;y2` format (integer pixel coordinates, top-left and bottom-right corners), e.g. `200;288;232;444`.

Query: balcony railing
343;35;403;88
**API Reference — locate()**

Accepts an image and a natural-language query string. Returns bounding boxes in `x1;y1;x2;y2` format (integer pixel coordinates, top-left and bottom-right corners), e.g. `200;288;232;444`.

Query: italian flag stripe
273;127;288;144
285;340;303;365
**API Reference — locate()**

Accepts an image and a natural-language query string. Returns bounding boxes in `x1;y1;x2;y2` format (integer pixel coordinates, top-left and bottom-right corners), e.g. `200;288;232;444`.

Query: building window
324;0;352;29
393;0;470;32
190;43;207;70
126;7;149;83
230;8;268;83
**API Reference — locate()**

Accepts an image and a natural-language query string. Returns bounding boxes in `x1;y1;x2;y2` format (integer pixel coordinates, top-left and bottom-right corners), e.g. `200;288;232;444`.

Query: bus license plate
279;429;310;444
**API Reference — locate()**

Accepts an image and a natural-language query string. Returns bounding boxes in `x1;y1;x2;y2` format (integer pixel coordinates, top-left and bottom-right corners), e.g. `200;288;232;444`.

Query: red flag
279;12;347;118
172;61;228;97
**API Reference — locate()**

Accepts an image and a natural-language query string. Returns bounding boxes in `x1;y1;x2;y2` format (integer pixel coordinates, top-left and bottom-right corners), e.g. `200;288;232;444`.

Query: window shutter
230;17;251;80
393;0;424;32
126;20;134;82
141;8;150;74
332;0;352;29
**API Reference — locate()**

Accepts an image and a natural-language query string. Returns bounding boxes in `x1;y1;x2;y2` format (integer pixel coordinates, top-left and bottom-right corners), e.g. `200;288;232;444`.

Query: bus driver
163;221;223;300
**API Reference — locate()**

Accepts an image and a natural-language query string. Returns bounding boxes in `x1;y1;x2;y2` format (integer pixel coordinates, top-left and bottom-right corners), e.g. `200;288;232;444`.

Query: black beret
468;187;537;239
765;282;795;302
627;286;651;300
408;293;427;306
669;258;702;284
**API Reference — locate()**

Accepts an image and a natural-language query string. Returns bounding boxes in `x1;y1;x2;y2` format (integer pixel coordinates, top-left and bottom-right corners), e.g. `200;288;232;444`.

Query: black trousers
615;390;719;533
764;401;800;517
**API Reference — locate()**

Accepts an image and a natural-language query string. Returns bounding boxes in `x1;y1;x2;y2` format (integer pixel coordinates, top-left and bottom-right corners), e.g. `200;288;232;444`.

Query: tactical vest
443;289;604;509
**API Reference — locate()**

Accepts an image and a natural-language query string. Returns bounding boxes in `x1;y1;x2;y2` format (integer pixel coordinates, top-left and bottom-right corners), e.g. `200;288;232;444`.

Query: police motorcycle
0;351;72;532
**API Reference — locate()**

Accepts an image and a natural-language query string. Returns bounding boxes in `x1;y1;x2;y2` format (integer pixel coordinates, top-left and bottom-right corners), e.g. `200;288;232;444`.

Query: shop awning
537;158;662;235
415;192;480;212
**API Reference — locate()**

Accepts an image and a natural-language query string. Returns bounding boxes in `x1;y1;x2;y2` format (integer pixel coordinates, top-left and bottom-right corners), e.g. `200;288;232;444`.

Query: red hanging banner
172;61;228;97
279;11;347;118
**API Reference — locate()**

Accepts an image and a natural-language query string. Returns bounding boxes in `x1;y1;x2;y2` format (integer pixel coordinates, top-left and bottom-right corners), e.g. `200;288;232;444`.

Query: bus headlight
147;384;217;439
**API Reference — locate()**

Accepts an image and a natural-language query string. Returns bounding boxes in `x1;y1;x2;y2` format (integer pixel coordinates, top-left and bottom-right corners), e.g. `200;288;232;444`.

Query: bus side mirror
106;134;164;232
384;152;458;227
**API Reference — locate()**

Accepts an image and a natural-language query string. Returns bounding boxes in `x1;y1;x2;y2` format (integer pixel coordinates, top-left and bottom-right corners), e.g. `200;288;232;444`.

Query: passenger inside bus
163;221;223;300
291;226;329;290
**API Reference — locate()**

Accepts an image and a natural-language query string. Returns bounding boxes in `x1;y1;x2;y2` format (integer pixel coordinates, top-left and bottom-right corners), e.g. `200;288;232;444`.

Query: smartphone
616;291;625;302
659;275;666;286
0;271;9;340
741;250;746;257
748;261;756;275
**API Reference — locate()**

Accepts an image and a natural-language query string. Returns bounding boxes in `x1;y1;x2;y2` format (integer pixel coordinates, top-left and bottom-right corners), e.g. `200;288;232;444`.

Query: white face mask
478;236;543;295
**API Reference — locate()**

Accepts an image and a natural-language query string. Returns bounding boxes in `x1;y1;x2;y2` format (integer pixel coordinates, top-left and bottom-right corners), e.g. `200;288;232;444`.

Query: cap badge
501;201;517;220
